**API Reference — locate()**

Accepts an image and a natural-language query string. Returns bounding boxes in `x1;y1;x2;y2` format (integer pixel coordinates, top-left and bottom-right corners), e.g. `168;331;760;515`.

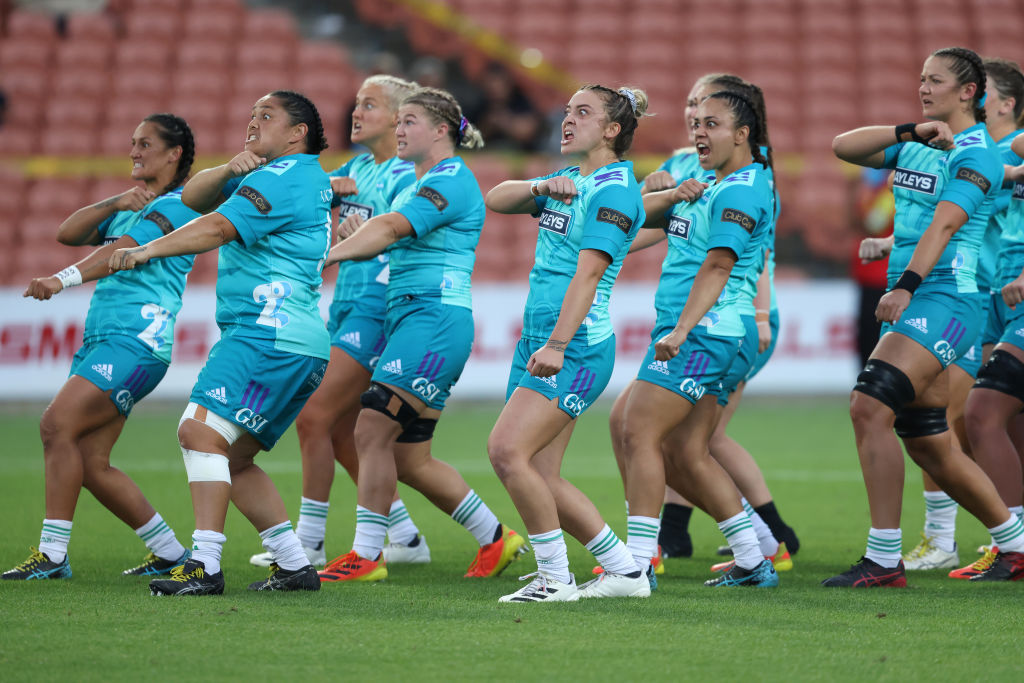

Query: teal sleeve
395;173;464;238
579;184;638;258
95;214;115;239
941;148;999;216
216;170;294;246
328;158;356;178
128;200;196;246
705;184;762;258
880;143;905;169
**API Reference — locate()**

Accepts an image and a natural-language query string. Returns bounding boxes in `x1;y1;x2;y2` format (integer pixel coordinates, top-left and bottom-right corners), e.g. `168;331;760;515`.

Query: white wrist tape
54;266;83;289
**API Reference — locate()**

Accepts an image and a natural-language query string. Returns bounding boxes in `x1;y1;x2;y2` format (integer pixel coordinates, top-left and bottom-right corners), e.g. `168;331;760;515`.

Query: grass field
2;396;1022;681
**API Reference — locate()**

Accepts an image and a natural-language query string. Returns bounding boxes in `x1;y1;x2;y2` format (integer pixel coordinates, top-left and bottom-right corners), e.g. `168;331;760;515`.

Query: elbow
831;135;850;161
484;189;509;214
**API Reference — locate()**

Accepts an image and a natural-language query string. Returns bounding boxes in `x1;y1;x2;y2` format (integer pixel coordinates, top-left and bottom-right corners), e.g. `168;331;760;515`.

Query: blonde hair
362;74;419;112
579;84;651;156
401;87;485;150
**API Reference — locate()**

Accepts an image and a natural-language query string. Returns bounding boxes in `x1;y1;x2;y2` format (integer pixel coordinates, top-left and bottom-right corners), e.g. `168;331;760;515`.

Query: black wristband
895;123;917;143
893;270;923;295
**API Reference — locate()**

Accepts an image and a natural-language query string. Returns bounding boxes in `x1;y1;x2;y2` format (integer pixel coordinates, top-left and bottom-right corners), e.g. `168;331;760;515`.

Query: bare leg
79;416;157;529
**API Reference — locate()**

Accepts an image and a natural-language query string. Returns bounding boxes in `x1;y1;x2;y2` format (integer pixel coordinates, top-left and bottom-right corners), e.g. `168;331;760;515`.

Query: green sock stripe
992;518;1024;543
627;521;659;533
299;506;329;519
628;529;658;539
139;521;170;541
356;513;389;528
720;519;752;538
742;501;755;515
41;524;71;538
589;531;619;554
925;500;959;512
388;509;411;526
867;537;902;551
267;525;292;539
452;495;482;524
531;531;563;544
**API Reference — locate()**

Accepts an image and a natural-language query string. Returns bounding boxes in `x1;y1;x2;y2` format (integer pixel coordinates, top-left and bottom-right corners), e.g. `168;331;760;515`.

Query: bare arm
324;212;414;266
109;213;238;271
832;122;954;168
875;200;968;322
654;247;737;360
629;228;667;252
182;151;266;214
486;177;579;214
642;179;707;232
57;187;155;246
23;235;140;300
527;248;612;377
753;248;772;353
1013;134;1024;159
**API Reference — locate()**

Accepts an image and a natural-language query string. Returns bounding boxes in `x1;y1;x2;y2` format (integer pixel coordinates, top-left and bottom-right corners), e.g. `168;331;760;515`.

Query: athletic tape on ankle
182;448;231;484
179;401;245;445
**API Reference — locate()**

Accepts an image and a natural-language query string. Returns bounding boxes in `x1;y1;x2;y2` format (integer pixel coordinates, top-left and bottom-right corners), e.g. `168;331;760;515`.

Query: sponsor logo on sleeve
146;211;174;235
238;185;272;214
666;216;691;239
721;208;755;232
596;206;633;233
954;167;992;194
893;168;937;194
416;185;449;211
538;208;571;235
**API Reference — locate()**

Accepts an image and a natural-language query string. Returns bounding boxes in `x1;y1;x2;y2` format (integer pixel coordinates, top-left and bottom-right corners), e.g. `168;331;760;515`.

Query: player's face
352;83;396;145
983;75;1003;122
919;56;971;121
685;80;714;144
560;89;615;156
129;121;177;182
245;95;299;159
692;97;741;170
395;104;438;162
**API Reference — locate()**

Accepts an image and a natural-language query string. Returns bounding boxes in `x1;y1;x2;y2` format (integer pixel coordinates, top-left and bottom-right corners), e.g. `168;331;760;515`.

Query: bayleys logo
539;208;570;236
893;168;937;194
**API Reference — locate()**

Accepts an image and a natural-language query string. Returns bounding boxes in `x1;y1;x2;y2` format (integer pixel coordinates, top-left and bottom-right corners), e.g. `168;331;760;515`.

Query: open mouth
561;128;574;146
696;142;710;160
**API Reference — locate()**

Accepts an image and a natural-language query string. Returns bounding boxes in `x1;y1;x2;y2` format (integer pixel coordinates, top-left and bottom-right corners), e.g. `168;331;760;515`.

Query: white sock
451;490;500;547
742;498;779;556
259;521;309;570
586;524;638;575
988;514;1024;553
388;499;421;546
135;513;186;561
39;519;72;563
626;515;659;573
719;511;763;570
295;497;328;550
865;527;902;568
922;490;957;552
529;529;571;584
352;505;388;560
1010;505;1023;522
190;529;226;574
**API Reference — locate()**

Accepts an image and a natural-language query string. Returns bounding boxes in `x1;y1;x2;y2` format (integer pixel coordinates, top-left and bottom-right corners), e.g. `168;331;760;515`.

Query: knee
849;390;892;432
620;423;660;462
487;437;522;481
38;406;71;450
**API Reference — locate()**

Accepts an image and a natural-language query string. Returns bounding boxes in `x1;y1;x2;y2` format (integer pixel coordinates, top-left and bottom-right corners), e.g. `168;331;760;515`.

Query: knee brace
894;407;948;439
360;382;419;429
853;359;916;413
182;448;231;483
975;350;1024;404
396;417;438;443
179;402;245;446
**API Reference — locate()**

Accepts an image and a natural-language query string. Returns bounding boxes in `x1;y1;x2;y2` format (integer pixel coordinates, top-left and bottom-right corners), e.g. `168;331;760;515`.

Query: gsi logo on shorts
562;393;587;417
679;378;706;401
235;408;269;433
933;340;957;366
412;377;440;402
115;389;134;413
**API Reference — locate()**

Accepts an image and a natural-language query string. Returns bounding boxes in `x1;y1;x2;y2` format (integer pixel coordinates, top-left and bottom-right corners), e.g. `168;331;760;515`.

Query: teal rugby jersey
328;154;415;311
523;160;645;346
216;154;332;360
84;187;199;363
881;124;1004;292
388;156;485;310
653;163;774;337
994;129;1024;282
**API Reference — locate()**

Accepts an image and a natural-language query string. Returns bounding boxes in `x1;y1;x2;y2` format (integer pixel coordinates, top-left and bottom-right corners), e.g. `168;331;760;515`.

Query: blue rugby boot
704;558;778;587
2;547;72;580
123;549;191;576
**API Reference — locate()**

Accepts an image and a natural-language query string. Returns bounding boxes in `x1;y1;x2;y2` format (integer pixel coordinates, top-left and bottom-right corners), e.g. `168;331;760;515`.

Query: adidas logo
647;360;670;375
91;363;113;381
381;359;403;375
539;375;557;388
1016;328;1024;338
340;331;361;348
905;317;928;333
205;386;228;404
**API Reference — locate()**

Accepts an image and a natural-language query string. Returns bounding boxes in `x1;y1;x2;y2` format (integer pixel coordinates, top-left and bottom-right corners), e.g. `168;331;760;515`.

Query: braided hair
931;47;987;122
579;84;650;157
142;113;195;196
703;90;769;170
362;74;419;112
701;75;773;170
401;87;485;149
268;90;328;154
983;57;1024;125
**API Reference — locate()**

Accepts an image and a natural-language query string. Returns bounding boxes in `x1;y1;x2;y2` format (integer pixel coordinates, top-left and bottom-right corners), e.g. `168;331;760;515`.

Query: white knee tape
179;402;245;445
182;448;232;484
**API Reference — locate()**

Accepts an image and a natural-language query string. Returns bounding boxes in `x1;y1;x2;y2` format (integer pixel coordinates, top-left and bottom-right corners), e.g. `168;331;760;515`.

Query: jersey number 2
253;281;293;328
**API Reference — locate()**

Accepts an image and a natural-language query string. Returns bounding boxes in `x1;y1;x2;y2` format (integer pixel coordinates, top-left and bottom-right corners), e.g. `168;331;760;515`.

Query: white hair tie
618;88;637;114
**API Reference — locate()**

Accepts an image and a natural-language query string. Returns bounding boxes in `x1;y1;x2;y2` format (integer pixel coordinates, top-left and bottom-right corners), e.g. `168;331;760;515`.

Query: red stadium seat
112;68;169;100
25;179;91;221
234;42;294;71
55;39;113;70
172;71;232;100
1;70;49;108
51;68;111;98
242;8;299;44
114;40;173;71
182;8;240;41
0;39;51;69
98;125;135;155
186;0;243;10
5;9;58;41
175;39;234;72
65;12;118;42
45;95;105;128
122;8;182;43
106;97;170;128
0;124;39;156
39;126;99;156
294;41;352;73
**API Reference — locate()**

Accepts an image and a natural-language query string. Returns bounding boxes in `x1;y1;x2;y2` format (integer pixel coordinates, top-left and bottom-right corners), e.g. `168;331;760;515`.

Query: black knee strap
360;382;419;429
853;359;916;412
894;406;948;438
396;417;438;443
975;350;1024;404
